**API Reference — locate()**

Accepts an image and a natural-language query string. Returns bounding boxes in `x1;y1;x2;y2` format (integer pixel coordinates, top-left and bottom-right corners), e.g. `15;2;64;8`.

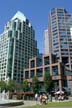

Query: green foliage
32;76;39;93
44;73;52;92
16;83;21;91
22;80;29;92
17;94;23;100
0;81;7;92
7;80;17;92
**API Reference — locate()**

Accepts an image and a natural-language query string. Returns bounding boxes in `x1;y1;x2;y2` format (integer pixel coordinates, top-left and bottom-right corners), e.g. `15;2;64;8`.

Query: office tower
44;8;72;69
0;11;39;83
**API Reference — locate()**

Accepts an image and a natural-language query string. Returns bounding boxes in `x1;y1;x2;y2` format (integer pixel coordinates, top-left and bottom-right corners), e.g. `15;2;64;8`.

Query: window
44;56;50;65
57;12;64;16
12;22;16;30
36;68;43;77
8;30;12;38
53;80;59;90
36;58;42;67
59;31;66;35
51;8;56;15
52;66;58;75
14;31;18;38
30;60;35;68
18;22;21;31
44;67;50;74
30;70;35;78
25;71;29;79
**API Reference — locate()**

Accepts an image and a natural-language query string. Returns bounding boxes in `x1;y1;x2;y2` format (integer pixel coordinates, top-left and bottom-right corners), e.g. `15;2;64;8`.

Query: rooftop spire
11;11;26;21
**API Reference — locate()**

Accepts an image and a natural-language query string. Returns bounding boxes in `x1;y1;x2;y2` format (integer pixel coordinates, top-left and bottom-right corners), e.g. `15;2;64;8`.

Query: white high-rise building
0;11;39;83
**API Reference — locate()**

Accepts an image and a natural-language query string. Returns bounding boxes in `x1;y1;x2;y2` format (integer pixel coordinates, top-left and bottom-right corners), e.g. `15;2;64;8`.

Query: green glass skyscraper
0;11;39;83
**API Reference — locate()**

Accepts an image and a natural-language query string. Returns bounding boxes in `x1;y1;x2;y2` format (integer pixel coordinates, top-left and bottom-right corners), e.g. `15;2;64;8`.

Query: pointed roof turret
11;11;26;21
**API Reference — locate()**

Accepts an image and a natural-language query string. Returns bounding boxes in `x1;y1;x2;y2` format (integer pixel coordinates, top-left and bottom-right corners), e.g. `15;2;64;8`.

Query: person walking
35;93;38;104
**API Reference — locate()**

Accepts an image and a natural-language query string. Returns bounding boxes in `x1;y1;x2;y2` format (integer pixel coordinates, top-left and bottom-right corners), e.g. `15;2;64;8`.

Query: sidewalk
8;96;72;108
9;100;36;108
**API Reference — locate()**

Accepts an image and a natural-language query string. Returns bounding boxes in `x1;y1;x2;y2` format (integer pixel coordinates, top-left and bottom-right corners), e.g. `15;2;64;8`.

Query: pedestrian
39;94;42;104
35;93;38;103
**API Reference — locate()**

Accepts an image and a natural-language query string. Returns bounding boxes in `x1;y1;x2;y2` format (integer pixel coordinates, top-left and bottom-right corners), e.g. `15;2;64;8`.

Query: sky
0;0;72;53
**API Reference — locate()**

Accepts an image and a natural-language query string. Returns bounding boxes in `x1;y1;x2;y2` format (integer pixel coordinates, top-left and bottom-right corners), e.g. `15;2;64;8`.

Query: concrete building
24;8;72;95
24;54;72;94
0;11;38;83
44;30;50;54
44;8;72;70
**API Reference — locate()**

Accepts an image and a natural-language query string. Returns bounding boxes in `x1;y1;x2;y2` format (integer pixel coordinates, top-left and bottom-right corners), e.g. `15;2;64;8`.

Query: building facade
0;11;38;83
44;8;72;70
44;30;50;54
24;54;72;94
24;8;72;94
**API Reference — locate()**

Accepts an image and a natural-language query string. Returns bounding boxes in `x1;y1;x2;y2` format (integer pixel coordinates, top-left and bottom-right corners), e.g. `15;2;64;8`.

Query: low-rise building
24;54;72;92
24;54;72;95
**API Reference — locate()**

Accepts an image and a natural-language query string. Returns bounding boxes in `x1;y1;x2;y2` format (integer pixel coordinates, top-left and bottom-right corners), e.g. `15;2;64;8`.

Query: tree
22;80;29;92
0;81;7;92
32;76;39;94
16;83;21;92
7;80;17;92
44;73;52;92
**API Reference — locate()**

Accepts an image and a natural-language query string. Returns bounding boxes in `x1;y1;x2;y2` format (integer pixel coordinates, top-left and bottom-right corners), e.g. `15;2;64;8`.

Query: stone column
59;80;62;90
70;80;72;96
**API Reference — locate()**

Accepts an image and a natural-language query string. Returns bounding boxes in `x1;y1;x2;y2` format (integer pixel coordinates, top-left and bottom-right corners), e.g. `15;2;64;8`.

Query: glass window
12;22;16;30
14;31;18;38
67;80;70;89
8;30;12;38
18;22;21;31
62;80;67;87
36;58;42;67
53;42;59;46
51;8;56;15
53;80;59;90
57;12;64;16
36;68;43;77
25;71;29;79
52;66;58;75
30;60;35;68
59;31;66;35
44;56;50;65
44;67;50;74
30;70;35;78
